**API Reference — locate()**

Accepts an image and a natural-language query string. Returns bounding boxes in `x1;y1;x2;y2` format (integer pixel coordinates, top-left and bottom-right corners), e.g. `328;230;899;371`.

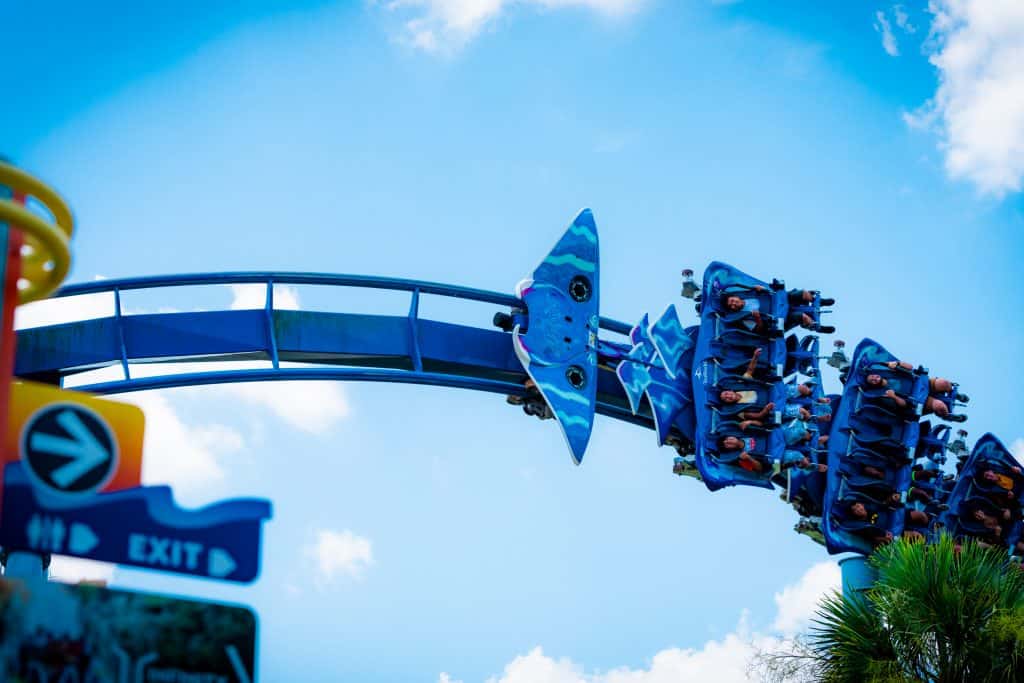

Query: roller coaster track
14;272;668;432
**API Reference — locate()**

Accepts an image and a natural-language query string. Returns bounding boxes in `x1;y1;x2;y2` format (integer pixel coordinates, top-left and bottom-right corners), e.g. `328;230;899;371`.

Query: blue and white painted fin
644;368;690;445
649;304;693;379
512;209;600;465
630;313;653;347
616;342;654;414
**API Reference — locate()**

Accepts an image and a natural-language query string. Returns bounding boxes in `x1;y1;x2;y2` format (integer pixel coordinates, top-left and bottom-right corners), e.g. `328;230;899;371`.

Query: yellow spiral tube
0;161;74;303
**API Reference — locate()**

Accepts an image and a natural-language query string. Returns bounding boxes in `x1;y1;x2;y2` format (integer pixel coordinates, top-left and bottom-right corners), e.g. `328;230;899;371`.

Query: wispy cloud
905;0;1024;197
893;4;915;33
376;0;645;53
874;5;918;58
307;529;374;584
875;10;900;56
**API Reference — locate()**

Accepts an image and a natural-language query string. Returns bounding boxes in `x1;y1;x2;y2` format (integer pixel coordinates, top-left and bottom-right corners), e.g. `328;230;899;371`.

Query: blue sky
4;1;1024;680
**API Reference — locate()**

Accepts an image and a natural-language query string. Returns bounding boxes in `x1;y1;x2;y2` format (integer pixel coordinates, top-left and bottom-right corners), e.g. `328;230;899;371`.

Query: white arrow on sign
69;523;100;554
30;409;111;488
208;548;237;578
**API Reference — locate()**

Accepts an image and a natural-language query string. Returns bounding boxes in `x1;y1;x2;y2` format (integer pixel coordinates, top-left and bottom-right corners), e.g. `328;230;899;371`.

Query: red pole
0;192;23;460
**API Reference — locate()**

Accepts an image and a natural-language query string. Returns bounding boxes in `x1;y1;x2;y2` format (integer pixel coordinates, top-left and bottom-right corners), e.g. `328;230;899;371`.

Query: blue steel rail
15;272;657;430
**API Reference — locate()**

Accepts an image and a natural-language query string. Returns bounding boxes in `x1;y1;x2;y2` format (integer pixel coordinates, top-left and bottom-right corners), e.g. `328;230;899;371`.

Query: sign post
0;179;30;575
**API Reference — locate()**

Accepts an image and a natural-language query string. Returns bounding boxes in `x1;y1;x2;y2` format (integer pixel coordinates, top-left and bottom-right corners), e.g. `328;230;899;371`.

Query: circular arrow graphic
22;404;117;495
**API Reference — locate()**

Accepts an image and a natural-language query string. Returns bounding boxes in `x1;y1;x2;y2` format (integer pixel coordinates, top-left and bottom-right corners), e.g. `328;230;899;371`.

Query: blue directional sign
0;462;272;583
23;403;117;495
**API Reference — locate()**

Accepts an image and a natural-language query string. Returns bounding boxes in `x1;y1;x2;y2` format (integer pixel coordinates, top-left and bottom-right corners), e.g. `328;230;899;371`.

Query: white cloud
1011;438;1024;464
124;391;243;500
378;0;644;53
440;675;465;683
482;625;781;683
228;283;300;310
875;10;900;56
48;555;117;585
307;529;374;583
906;0;1024;196
460;561;838;683
15;276;115;329
224;379;349;434
771;561;840;636
68;360;350;435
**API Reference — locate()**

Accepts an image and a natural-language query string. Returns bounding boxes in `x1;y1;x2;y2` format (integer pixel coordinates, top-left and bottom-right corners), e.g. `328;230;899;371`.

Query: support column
839;555;877;598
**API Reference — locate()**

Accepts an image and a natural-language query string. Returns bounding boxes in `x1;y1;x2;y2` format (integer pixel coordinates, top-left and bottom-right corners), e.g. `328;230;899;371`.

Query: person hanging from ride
974;466;1023;497
718;284;835;334
968;508;1006;538
786;380;832;407
785;288;836;332
712;434;826;475
506;378;554;420
783;401;833;424
712;342;780;380
713;349;777;422
862;360;967;422
833;499;893;547
780;411;816;447
839;466;934;515
961;496;1015;536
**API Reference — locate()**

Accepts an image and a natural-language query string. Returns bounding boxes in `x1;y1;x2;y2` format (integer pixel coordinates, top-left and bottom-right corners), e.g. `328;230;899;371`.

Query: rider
716;349;775;418
506;378;554;420
714;435;825;474
834;500;893;547
862;361;966;421
719;285;836;334
978;467;1022;491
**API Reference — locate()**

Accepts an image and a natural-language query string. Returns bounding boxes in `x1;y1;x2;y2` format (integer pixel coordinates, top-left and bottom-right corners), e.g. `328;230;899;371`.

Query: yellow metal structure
0;161;74;303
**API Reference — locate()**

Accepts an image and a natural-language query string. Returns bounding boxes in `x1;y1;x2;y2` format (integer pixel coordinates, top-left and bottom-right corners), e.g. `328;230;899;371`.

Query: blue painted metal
50;271;633;336
941;433;1022;551
0;462;271;583
265;280;280;369
823;339;923;555
615;315;655;414
512;209;601;465
839;555;877;597
408;287;423;373
691;262;789;491
649;304;693;380
644;367;692;447
113;288;131;380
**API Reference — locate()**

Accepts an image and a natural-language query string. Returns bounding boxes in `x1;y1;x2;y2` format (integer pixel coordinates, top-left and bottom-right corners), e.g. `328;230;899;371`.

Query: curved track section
15;272;659;430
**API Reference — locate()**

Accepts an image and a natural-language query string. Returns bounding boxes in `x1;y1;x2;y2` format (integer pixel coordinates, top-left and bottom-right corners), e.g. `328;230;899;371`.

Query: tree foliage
757;535;1024;683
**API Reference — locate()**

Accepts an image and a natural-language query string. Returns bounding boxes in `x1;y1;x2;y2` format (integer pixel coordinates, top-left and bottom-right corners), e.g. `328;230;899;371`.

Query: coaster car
822;339;921;555
941;434;1023;551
